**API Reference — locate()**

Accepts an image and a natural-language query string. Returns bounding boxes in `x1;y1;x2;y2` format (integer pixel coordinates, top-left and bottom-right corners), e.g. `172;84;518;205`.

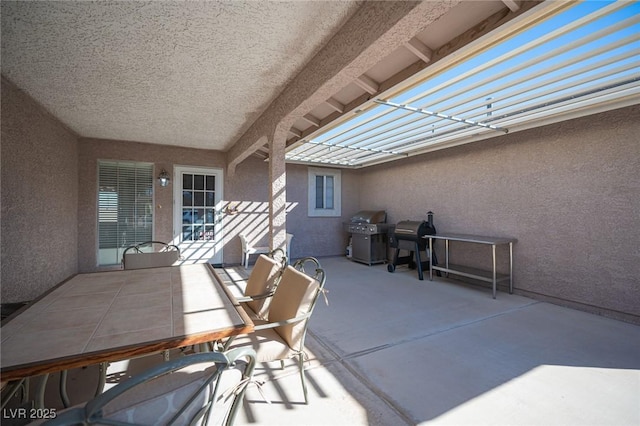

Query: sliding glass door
97;161;153;266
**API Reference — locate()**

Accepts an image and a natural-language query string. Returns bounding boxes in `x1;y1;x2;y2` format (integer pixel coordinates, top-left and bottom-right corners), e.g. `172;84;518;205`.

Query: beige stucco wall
77;138;227;272
217;159;359;262
1;78;79;302
285;163;360;259
357;104;640;323
76;142;356;271
3;76;638;323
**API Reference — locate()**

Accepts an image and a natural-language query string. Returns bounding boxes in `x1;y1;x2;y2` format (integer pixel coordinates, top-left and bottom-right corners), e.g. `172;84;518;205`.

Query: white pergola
286;1;640;168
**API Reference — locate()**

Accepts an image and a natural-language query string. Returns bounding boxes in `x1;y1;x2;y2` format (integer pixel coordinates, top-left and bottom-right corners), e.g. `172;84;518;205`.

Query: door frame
173;165;224;264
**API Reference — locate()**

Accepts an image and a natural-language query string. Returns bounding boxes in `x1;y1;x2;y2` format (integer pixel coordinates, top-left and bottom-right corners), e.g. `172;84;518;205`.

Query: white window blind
97;161;153;266
315;175;334;209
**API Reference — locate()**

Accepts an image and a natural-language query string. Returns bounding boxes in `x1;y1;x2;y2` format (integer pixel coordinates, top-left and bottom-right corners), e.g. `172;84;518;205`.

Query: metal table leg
445;239;449;277
509;242;514;293
492;244;497;299
428;237;433;280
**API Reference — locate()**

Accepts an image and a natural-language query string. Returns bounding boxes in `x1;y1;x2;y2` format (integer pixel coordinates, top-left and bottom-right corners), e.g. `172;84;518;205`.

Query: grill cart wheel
387;264;395;272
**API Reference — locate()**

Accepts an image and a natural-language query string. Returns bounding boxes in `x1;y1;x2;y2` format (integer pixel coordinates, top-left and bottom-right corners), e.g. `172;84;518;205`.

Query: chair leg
60;370;71;407
1;378;28;410
298;354;308;404
96;362;107;397
35;374;49;409
60;365;104;407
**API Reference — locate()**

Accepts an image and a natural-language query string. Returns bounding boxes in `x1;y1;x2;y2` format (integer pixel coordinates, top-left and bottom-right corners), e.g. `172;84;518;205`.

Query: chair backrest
238;233;249;252
122;241;180;270
53;348;255;426
244;249;287;318
285;233;293;260
267;257;326;350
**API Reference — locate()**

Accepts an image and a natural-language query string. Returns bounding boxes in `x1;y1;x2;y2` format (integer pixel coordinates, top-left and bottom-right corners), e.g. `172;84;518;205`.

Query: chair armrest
221;313;312;351
236;290;275;303
252;312;312;331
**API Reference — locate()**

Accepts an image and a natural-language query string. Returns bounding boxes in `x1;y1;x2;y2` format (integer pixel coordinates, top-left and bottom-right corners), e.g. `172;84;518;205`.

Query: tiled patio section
5;256;639;425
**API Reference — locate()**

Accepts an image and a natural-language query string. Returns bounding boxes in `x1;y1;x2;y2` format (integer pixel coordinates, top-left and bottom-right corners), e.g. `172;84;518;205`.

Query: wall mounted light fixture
158;169;171;187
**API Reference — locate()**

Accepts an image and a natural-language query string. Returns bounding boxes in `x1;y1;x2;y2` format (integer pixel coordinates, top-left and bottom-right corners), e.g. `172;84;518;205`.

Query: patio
6;256;639;425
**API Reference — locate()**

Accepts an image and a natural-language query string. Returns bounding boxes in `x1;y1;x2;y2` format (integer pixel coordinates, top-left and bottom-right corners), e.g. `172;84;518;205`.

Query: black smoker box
388;211;438;280
344;210;389;265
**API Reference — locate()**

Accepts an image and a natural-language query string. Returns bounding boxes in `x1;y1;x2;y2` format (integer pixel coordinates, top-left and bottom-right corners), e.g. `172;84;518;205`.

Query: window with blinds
315;175;334;209
97;161;153;266
307;167;341;217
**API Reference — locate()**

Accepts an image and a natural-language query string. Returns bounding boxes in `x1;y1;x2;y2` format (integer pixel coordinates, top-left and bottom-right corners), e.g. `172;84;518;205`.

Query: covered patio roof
286;1;640;168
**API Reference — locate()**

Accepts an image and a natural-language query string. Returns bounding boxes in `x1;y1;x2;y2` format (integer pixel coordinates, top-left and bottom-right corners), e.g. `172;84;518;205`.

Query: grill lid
394;220;436;238
350;210;386;224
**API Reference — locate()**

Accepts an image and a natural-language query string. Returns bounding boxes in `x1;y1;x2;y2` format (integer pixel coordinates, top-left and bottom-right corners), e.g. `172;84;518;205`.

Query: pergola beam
326;97;345;113
502;0;520;13
355;74;380;95
405;37;433;63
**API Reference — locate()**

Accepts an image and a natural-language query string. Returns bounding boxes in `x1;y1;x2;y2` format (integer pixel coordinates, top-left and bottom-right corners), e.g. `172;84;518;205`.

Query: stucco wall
77;142;356;270
4;76;638;323
77;138;227;271
1;78;79;302
221;159;359;262
357;105;640;323
285;163;360;259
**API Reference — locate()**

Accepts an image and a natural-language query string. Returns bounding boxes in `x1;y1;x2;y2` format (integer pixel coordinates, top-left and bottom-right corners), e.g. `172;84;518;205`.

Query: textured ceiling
1;1;361;150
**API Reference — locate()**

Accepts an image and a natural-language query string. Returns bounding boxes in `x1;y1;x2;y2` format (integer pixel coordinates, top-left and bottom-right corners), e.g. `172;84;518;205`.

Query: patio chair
236;248;287;321
223;257;327;404
239;234;270;268
44;348;256;426
122;240;180;270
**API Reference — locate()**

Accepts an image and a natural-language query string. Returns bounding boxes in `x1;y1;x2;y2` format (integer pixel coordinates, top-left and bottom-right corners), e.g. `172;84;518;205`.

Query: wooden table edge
1;264;254;382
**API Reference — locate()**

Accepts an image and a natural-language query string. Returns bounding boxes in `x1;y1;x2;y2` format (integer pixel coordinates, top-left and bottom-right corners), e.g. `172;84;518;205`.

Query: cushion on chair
96;362;243;425
244;254;281;318
267;266;319;350
224;327;294;362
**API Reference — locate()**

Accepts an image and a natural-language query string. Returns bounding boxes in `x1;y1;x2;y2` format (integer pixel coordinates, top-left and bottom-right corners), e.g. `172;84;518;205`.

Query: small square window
308;167;341;217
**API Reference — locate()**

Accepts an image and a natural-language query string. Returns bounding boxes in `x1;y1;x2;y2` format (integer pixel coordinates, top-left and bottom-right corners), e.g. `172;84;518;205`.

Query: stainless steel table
427;233;517;298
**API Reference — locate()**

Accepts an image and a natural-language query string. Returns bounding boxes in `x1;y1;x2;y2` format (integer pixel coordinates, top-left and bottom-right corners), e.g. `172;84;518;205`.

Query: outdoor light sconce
158;169;171;187
225;203;239;215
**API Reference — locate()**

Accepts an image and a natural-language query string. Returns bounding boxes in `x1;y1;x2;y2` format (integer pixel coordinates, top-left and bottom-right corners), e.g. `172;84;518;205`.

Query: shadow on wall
171;201;298;264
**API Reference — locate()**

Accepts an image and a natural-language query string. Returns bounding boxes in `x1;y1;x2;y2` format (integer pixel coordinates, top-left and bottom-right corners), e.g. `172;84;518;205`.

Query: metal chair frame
224;257;326;404
45;348;256;426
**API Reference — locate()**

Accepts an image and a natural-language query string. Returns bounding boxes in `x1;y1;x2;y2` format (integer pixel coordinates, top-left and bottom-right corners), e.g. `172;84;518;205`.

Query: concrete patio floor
6;256;639;425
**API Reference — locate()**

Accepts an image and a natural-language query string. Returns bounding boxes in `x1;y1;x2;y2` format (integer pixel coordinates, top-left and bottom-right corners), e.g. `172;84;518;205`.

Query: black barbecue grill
344;210;389;265
388;211;438;280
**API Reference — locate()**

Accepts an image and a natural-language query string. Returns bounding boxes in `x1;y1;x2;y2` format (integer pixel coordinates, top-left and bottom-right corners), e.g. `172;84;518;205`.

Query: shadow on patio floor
6;256;639;425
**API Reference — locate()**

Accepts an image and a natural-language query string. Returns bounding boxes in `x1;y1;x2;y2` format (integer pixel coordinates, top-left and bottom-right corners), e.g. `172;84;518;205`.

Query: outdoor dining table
1;263;253;408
